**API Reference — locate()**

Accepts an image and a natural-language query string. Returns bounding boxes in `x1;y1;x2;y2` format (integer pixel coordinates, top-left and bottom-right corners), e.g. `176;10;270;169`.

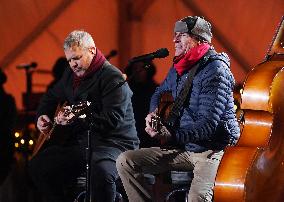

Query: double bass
214;16;284;201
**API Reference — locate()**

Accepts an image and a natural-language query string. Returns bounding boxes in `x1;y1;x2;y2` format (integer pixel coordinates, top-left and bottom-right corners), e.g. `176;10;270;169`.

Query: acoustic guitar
31;101;91;158
150;91;174;144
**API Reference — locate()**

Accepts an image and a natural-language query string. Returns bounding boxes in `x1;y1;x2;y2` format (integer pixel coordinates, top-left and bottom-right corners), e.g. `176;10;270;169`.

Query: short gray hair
63;30;95;50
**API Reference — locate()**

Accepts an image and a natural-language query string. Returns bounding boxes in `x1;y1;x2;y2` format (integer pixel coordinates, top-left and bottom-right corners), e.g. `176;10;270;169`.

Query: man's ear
89;47;96;55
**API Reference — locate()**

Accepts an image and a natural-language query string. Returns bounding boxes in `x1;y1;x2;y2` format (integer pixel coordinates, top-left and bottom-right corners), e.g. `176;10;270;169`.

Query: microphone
129;48;169;64
16;62;37;69
106;50;118;60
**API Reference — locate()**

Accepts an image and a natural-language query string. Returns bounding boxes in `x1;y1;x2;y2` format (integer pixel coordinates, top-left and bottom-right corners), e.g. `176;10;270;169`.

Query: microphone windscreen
109;50;118;57
155;48;169;58
31;62;38;68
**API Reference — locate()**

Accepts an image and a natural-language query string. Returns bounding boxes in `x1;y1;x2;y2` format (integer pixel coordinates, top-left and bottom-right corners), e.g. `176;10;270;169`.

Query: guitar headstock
71;101;91;114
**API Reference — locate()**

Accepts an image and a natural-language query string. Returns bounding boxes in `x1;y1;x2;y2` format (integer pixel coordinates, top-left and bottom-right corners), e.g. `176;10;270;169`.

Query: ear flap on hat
181;16;198;32
174;16;198;33
191;17;212;43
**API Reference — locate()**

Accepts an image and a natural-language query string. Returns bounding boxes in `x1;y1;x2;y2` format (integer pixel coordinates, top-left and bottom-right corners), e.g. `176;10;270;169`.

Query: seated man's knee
116;152;125;169
116;150;133;171
92;160;117;184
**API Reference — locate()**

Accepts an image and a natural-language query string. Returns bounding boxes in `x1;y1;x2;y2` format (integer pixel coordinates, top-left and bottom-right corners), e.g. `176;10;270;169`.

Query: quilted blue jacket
150;50;240;152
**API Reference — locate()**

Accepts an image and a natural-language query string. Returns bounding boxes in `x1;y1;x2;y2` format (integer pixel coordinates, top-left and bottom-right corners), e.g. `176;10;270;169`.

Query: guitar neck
266;16;284;59
48;121;57;136
31;121;57;158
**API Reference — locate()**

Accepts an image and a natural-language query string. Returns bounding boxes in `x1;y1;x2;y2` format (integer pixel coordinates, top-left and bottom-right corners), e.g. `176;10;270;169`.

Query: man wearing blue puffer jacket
117;16;240;202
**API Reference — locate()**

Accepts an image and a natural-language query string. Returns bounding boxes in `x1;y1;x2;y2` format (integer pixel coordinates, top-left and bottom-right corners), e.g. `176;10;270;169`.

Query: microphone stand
81;60;154;202
17;63;37;111
84;118;93;202
82;71;128;202
22;65;34;162
24;66;34;111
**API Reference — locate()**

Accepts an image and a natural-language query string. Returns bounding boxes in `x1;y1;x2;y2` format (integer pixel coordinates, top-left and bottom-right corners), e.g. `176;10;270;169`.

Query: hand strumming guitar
145;109;158;138
145;108;172;143
37;115;52;135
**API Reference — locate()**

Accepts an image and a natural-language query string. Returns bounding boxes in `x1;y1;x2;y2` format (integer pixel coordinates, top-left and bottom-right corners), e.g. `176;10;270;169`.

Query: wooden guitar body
149;91;174;145
157;91;174;122
214;17;284;201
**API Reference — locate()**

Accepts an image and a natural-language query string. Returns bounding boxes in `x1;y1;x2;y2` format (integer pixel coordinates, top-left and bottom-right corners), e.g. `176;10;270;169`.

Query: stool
144;171;193;202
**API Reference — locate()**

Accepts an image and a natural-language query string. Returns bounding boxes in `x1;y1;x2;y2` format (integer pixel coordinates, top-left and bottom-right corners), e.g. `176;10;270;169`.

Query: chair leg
74;191;124;202
184;189;189;202
74;190;86;202
164;187;190;202
115;192;123;202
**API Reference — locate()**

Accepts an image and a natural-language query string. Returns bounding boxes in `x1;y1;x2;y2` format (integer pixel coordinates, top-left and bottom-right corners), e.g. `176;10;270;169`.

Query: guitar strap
165;49;217;128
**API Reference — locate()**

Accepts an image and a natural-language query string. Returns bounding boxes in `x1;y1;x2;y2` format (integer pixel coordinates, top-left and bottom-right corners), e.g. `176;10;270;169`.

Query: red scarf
173;43;210;76
73;49;106;90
